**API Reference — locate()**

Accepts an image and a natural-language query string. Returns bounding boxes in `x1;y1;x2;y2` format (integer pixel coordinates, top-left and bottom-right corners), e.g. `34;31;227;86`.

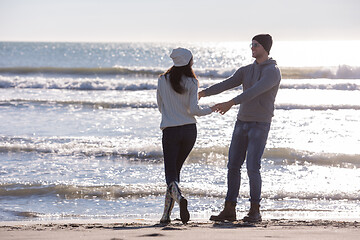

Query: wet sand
1;219;359;240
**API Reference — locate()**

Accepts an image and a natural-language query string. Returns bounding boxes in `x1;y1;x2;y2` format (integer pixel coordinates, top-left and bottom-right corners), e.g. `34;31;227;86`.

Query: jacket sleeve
204;67;244;96
188;79;212;116
232;66;281;105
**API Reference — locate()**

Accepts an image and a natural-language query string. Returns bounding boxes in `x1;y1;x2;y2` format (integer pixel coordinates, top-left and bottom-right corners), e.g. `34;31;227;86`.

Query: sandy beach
1;218;359;240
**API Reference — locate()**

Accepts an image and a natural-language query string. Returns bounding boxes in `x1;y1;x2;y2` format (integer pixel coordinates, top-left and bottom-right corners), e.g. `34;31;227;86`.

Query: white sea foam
1;73;360;92
1;65;360;80
0;136;358;168
0;182;359;201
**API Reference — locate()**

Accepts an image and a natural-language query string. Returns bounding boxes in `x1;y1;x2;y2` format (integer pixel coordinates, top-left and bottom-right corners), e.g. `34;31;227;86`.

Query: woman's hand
198;90;206;100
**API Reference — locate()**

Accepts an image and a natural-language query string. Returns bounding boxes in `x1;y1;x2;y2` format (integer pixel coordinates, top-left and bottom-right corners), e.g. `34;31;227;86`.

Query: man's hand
214;100;235;115
198;90;206;100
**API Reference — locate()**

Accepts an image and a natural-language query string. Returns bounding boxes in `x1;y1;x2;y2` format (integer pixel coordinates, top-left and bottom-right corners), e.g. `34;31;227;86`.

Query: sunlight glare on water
271;41;360;67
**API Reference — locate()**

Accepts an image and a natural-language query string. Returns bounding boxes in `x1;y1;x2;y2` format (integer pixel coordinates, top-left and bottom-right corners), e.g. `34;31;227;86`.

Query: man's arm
232;66;280;105
215;66;281;115
198;68;244;99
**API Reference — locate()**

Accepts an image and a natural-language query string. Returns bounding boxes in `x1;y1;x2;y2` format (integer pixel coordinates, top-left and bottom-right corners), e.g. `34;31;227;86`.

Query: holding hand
210;105;217;112
213;100;235;115
198;91;206;100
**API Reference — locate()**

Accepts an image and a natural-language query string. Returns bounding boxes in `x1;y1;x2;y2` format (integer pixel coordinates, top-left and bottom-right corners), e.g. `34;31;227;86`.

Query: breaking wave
1;76;360;92
1;65;360;80
0;136;359;168
1;99;359;110
1;183;359;201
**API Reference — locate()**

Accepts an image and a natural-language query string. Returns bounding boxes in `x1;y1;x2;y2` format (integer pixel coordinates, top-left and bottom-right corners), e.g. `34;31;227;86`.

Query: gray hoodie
204;58;281;123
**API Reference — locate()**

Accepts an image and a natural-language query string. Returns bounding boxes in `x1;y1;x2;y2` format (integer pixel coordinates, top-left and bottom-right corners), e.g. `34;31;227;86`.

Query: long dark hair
162;58;198;94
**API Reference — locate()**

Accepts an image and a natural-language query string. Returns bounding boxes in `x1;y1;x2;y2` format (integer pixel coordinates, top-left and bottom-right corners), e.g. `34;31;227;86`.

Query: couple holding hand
156;34;281;224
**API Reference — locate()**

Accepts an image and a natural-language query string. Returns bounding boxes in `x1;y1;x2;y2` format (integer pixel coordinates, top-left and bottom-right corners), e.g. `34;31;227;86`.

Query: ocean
0;41;359;221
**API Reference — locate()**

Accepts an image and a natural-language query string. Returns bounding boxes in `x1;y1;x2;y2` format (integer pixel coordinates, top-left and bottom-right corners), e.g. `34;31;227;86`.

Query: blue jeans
162;124;197;185
225;120;270;203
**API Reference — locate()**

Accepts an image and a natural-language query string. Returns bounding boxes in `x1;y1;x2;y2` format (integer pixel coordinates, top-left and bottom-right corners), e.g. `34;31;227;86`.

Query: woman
157;48;215;224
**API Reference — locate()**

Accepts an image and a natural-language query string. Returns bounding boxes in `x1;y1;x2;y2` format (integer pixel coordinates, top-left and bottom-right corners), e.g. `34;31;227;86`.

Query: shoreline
1;218;359;240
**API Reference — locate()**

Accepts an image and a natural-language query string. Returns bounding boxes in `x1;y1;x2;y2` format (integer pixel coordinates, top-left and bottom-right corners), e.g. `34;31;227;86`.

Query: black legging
162;124;197;185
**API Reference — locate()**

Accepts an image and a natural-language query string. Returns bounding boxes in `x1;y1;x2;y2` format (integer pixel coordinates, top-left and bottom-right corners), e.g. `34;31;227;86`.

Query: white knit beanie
170;48;193;67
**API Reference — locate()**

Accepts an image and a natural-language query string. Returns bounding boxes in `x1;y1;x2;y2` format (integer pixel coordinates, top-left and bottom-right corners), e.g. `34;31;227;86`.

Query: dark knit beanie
252;34;273;54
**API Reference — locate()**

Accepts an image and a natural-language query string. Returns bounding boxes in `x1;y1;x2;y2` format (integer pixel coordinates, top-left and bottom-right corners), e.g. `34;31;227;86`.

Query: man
198;34;281;222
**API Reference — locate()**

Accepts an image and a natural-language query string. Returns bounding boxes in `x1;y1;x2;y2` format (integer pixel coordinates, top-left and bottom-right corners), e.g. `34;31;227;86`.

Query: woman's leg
162;126;181;185
175;124;197;183
162;124;197;185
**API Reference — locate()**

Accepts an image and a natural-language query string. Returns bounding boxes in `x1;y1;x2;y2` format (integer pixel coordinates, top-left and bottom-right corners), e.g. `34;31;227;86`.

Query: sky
0;0;360;42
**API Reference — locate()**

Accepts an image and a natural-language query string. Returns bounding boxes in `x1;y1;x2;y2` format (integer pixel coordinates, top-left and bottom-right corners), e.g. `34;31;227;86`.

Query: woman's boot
242;202;262;222
159;188;175;224
169;181;190;224
209;201;237;221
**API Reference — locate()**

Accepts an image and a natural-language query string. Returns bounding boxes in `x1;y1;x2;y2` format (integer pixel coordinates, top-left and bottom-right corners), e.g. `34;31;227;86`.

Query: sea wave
0;66;164;76
1;65;360;79
0;183;358;201
0;75;159;91
1;99;359;110
281;65;360;79
0;183;164;199
280;81;360;91
0;99;158;109
0;136;359;168
1;75;360;93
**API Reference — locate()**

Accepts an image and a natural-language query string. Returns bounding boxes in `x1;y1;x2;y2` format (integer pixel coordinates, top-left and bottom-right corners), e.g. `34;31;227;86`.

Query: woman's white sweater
157;75;212;130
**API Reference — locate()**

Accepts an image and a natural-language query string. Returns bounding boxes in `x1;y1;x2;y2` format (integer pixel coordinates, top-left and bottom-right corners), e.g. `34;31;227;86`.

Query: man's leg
243;122;270;222
210;120;247;221
226;120;248;202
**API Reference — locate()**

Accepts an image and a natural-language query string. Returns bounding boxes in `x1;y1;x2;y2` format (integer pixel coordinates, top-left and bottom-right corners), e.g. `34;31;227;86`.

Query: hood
254;58;277;67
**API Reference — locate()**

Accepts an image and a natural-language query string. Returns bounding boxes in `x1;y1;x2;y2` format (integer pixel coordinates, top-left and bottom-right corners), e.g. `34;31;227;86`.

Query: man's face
251;40;267;59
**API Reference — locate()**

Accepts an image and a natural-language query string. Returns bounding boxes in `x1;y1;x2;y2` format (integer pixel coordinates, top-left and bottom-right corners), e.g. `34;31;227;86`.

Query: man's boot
243;202;262;222
159;188;175;224
169;181;190;224
209;201;237;221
